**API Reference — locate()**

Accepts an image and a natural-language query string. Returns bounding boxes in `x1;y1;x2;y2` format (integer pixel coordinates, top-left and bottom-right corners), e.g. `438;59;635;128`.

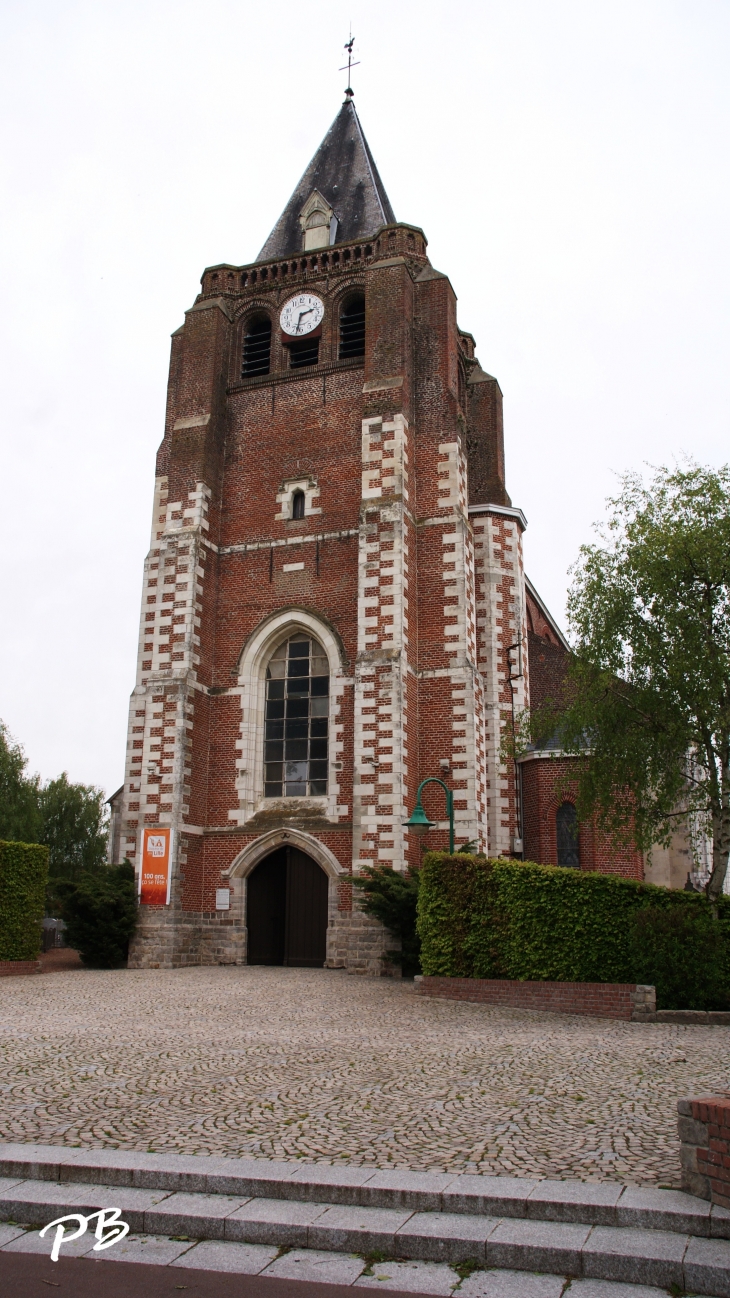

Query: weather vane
339;28;360;98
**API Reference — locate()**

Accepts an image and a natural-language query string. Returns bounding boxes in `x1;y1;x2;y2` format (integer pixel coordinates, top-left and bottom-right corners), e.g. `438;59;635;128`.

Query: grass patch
454;1258;482;1281
358;1250;390;1276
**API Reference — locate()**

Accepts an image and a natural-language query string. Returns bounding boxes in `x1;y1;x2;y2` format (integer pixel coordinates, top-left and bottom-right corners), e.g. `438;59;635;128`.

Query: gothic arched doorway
246;846;328;967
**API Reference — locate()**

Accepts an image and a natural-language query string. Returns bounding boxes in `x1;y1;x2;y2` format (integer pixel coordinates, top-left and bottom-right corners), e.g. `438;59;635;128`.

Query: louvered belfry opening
242;314;272;376
339;292;365;358
289;338;320;369
556;801;580;867
264;635;329;798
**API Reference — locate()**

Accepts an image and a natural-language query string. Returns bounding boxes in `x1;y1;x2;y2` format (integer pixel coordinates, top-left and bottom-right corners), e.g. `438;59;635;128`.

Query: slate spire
257;100;395;261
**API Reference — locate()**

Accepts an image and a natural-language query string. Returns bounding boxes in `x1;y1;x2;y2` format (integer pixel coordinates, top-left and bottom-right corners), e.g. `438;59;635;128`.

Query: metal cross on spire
339;29;360;99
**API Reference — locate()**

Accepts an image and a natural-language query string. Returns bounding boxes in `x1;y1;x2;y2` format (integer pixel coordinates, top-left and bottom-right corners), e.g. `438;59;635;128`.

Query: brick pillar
352;413;412;873
678;1093;730;1205
472;505;528;857
124;297;231;967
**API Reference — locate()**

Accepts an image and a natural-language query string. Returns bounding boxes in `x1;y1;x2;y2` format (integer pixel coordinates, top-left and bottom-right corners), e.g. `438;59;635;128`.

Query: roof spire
339;28;360;100
256;97;395;262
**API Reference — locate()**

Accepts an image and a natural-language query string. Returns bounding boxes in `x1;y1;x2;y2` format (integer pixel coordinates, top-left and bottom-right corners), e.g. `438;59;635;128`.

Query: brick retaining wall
678;1094;730;1208
413;976;656;1022
0;960;41;977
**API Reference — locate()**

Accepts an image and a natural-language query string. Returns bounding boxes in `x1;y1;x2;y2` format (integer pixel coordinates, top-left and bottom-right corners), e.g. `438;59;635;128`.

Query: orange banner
139;827;173;906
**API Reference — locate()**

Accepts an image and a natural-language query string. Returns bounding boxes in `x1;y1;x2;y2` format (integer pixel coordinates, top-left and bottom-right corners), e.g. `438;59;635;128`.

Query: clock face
280;293;325;338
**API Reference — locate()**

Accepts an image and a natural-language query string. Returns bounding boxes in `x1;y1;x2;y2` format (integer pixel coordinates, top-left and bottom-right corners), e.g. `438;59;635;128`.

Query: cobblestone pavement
1;966;728;1186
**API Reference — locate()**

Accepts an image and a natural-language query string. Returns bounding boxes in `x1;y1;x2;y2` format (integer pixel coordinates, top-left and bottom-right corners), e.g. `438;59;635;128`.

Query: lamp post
403;777;455;854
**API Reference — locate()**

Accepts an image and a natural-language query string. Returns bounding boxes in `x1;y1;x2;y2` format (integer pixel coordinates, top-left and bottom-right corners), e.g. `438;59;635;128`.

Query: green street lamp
404;777;455;853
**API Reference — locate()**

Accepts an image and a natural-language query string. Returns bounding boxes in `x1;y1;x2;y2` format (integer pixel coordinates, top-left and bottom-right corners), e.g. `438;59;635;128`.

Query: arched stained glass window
264;635;329;798
556;801;580;867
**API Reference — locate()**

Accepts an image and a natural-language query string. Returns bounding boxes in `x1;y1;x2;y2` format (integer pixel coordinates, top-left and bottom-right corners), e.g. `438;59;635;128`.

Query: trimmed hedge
631;905;728;1011
417;853;730;1010
0;839;49;961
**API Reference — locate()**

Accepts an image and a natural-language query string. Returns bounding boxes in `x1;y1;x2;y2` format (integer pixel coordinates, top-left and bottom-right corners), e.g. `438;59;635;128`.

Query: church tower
119;97;531;971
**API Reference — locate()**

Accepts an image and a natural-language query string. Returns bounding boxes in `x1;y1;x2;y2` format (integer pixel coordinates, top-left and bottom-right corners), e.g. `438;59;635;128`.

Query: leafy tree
38;773;109;881
0;721;40;843
353;865;422;975
553;462;730;902
0;720;110;911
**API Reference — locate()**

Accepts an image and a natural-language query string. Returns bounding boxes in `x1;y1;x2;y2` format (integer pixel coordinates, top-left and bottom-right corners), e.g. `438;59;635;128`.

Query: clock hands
280;295;322;336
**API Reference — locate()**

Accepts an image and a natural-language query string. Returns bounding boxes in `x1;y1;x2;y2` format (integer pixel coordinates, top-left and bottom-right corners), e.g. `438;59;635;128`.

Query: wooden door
246;850;286;964
284;848;329;967
246;848;328;967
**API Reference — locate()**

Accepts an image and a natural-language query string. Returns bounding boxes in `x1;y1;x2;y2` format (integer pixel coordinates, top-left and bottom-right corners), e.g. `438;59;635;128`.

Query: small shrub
353;865;422;976
0;840;49;960
56;861;138;968
631;906;729;1011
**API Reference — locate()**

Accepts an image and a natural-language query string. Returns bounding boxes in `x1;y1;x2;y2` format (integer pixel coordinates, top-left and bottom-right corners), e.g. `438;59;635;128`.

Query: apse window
556;801;580;867
264;636;329;798
242;315;272;376
339;292;365;358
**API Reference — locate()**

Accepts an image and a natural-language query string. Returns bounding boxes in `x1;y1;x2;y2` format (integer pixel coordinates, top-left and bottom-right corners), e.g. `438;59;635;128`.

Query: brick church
114;94;646;972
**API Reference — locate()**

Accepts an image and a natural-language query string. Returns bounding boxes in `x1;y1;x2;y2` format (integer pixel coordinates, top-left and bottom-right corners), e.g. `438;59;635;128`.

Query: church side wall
521;756;644;879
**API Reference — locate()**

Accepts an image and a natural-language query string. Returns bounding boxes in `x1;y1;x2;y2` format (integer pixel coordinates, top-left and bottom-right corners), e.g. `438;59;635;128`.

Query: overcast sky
1;0;728;795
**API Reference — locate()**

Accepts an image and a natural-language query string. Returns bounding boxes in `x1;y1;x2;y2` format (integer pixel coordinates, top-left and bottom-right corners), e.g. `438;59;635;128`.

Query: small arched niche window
339;292;365;359
264;635;329;798
304;208;330;250
291;490;305;520
242;314;271;377
556;801;580;867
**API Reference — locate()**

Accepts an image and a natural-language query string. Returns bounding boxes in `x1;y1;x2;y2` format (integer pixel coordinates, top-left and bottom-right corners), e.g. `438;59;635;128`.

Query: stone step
2;1177;730;1296
1;1143;728;1238
0;1230;718;1298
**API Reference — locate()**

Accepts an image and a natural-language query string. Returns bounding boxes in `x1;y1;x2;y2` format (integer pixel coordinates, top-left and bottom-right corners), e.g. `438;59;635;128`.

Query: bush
417;852;730;1009
0;840;49;960
353;865;422;976
56;861;138;968
631;906;729;1011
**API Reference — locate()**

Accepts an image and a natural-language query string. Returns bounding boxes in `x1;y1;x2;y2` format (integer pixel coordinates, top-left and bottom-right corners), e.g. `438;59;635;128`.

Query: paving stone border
659;1012;730;1025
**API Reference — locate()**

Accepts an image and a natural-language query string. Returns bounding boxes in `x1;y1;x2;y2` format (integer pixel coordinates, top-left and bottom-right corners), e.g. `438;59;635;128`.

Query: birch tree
558;463;730;902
